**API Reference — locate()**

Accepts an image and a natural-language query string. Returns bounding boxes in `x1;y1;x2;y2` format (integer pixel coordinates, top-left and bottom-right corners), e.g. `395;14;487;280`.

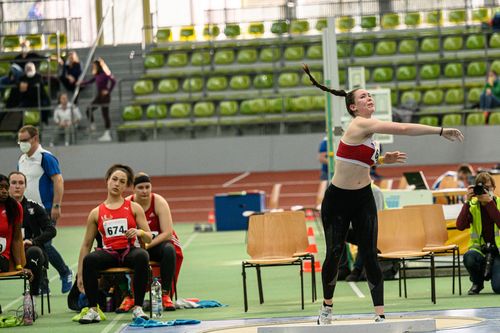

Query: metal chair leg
256;265;264;304
242;263;248;312
457;247;462;295
402;259;407;299
430;253;436;304
310;254;316;302
452;248;456;294
398;260;402;297
300;260;304;310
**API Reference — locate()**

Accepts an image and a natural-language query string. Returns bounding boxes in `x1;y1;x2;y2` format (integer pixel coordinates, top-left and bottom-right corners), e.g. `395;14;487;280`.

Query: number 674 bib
103;218;128;238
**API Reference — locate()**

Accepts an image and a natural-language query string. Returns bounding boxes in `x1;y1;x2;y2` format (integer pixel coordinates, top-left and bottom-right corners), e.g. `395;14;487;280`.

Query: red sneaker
162;294;176;311
115;296;134;313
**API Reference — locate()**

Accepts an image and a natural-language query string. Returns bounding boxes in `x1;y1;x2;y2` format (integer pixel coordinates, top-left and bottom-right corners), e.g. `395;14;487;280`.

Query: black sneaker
467;284;484;295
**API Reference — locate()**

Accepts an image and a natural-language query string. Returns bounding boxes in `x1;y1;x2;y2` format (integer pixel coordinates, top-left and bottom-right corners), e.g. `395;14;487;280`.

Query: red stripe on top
336;140;377;167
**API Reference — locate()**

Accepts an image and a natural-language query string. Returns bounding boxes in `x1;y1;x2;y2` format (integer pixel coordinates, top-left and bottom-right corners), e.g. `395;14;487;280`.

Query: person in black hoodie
9;171;56;296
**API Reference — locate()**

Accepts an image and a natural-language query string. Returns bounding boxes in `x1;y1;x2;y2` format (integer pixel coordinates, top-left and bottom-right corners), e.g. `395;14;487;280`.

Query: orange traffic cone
304;227;322;273
305;208;315;221
208;210;215;225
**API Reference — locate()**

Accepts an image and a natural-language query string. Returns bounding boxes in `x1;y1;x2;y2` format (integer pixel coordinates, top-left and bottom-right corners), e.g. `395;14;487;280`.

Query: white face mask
26;71;35;78
19;142;31;154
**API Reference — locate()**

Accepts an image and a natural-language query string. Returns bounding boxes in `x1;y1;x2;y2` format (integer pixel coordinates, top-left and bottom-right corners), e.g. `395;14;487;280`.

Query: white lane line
348;281;365;298
100;313;125;333
222;172;250;188
182;233;198;250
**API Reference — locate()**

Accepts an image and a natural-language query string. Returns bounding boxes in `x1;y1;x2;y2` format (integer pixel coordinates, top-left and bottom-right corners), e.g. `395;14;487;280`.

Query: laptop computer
403;171;430;190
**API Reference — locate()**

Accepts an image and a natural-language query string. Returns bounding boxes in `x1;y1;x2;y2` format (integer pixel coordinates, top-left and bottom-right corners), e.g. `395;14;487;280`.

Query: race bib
0;237;6;254
103;219;128;238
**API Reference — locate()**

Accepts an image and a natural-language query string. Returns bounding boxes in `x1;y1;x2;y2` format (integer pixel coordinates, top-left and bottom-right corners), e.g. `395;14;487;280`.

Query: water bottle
23;284;34;325
151;278;162;318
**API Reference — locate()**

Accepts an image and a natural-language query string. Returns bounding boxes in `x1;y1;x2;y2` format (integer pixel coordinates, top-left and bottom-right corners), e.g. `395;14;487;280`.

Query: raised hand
442;128;464;142
383;151;407;164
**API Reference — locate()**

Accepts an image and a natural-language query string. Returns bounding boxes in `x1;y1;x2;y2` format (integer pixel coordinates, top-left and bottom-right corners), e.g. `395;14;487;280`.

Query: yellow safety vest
468;197;500;254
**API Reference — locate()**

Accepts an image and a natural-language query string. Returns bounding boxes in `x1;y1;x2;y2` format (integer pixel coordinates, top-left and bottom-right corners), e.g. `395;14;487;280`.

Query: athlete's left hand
383;151;407;164
51;206;61;220
125;228;141;239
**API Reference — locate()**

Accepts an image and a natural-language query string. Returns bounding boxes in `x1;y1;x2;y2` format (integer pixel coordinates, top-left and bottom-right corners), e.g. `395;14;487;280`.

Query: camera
474;182;486;196
481;243;498;281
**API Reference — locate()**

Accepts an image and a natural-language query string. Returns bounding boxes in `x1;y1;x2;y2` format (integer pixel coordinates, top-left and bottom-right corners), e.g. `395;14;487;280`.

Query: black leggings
321;183;383;306
87;92;111;129
148;242;176;293
25;246;46;296
82;247;149;307
0;255;9;272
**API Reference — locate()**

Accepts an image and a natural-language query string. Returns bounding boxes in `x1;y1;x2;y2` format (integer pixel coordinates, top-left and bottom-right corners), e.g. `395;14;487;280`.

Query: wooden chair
436;175;460;204
377;208;436;304
268;183;282;210
242;213;304;312
378;178;394;190
404;204;462;295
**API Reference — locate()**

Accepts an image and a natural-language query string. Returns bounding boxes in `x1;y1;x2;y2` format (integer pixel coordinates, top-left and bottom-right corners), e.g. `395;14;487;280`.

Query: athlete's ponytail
302;64;358;117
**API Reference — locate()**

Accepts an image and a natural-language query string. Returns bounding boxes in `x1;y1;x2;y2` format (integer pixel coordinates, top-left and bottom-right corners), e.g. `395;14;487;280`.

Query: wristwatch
53;203;61;209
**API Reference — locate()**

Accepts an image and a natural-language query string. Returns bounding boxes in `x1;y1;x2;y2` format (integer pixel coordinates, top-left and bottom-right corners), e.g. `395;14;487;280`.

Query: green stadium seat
206;76;228;91
214;49;235;65
423;89;444;105
25;35;43;49
224;24;241;38
194;102;215;117
290;20;309;34
372;67;394;82
315;19;327;31
301;71;323;85
444;63;463;78
466;34;485;50
2;35;20;50
271;21;288;34
467;61;487;77
203;25;220;38
284;46;305;61
182;77;204;92
0;62;10;76
488;112;500;125
312;95;325;109
122;106;143;121
336;16;355;31
191;51;211;66
396;66;417;81
253;74;274;89
353;41;374;57
443;36;463;51
381;13;400;29
278;72;300;87
467;87;482;104
47;33;66;48
375;40;397;55
426;11;442;25
491;60;500;74
398;39;417;54
419;116;439;126
220;101;238;116
364;68;371;82
404;12;421;26
306;45;323;59
38;60;58;75
158;78;179;94
156;28;172;42
391;90;398;106
448;10;466;24
339;69;346;84
442;114;462;126
420;38;439;52
237;49;258;64
144;54;164;68
260;47;281;62
248;22;264;35
146;104;167;119
290;96;313;112
268;97;292;113
170;103;192;118
472;8;489;22
400;91;422;104
240;99;268;114
445;88;464;104
167;53;188;67
2;87;11;102
420;64;441;80
490;33;500;48
337;43;351;58
361;16;377;29
229;75;251;90
23;110;40;126
133;80;154;95
466;112;486;125
180;26;195;41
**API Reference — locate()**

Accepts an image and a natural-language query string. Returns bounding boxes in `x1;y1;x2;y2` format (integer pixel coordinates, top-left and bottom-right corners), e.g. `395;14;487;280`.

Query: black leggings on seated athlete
148;241;176;293
0;255;9;272
321;183;383;306
82;247;149;307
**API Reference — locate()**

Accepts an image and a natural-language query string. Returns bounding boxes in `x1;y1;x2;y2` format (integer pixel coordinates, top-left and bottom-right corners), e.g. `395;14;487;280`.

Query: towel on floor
129;317;200;328
196;300;226;308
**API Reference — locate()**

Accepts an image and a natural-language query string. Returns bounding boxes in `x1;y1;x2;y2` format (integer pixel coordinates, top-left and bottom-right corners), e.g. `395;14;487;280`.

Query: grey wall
1;126;498;180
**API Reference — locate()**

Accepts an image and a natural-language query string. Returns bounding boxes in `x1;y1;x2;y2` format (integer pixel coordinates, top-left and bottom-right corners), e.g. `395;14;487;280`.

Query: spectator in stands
457;172;500;295
18;62;51;125
13;40;45;71
318;136;329;181
9;171;56;296
52;92;82;146
77;58;116;142
432;164;475;190
480;70;500;114
59;51;82;102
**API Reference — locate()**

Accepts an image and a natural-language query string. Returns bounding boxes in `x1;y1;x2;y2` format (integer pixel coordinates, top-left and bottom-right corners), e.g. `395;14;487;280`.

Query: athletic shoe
132;306;149;320
61;271;73;294
162;294;176;311
73;306;106;322
375;314;385;322
78;308;101;324
115;296;134;313
317;304;332;325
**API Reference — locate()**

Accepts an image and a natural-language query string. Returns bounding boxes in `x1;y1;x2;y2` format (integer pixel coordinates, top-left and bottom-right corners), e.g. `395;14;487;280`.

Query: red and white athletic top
336;137;380;168
97;200;137;250
0;202;23;260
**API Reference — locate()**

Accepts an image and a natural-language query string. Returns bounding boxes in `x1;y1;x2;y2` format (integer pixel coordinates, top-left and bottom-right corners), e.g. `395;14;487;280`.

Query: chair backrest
403;204;447;247
268;183;282;210
281;211;308;253
377;208;426;253
398;176;408;189
315;180;328;207
247;211;302;259
438;175;458;189
378;178;393;190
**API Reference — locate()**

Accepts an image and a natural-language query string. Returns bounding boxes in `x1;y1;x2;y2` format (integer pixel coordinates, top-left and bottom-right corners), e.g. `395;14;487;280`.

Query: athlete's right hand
442;128;464;142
